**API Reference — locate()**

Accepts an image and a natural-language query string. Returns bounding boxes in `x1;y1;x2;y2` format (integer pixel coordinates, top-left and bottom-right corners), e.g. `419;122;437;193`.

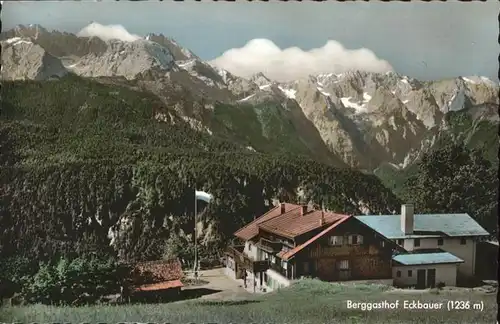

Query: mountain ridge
1;24;498;174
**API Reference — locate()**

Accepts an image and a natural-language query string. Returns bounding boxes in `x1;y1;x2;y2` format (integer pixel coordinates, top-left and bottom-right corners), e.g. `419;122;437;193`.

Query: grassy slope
3;280;495;324
373;163;419;198
374;110;498;196
445;111;498;163
211;101;346;166
1;73;244;164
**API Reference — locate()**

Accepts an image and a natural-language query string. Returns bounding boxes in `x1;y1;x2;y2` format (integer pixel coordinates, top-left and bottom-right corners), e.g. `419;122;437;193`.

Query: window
414;238;420;247
396;271;401;277
329;235;343;246
460;238;467;245
337;260;350;280
348;235;364;245
264;252;269;260
337;260;349;270
347;235;363;245
437;238;443;246
397;239;404;245
270;256;276;264
408;270;412;277
381;241;385;247
248;244;252;251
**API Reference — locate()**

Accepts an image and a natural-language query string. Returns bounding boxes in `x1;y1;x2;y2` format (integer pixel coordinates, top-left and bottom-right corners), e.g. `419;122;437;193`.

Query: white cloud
77;22;140;42
209;39;393;82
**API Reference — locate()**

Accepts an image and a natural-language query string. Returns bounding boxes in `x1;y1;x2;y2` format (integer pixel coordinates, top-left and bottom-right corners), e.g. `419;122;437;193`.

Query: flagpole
194;189;198;279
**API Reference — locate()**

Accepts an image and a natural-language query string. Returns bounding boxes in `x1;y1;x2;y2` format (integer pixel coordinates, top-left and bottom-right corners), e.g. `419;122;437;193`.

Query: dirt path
181;268;255;301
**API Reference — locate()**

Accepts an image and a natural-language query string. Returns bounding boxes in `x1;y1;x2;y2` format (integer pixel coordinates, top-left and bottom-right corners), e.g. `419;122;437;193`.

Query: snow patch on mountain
177;60;196;69
388;116;397;130
278;86;297;99
238;94;256;102
4;37;32;46
341;97;367;113
461;76;497;87
317;87;330;96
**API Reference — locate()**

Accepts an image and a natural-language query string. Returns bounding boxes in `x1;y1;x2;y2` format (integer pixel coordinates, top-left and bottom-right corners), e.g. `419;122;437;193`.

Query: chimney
300;205;308;216
319;210;325;226
280;203;286;214
401;204;414;235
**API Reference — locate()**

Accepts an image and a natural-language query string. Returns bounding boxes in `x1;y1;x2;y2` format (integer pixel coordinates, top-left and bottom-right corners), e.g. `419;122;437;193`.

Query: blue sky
2;1;498;81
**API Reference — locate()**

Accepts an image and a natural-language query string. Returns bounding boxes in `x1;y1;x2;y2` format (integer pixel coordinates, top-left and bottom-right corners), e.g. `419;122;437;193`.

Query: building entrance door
416;269;426;289
426;269;436;288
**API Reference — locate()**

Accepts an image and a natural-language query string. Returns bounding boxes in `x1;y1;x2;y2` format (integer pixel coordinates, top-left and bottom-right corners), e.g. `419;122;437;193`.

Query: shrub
21;256;132;305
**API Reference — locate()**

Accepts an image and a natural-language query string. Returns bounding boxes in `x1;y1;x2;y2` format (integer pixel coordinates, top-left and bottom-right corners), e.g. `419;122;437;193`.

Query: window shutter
348;235;353;245
358;235;364;244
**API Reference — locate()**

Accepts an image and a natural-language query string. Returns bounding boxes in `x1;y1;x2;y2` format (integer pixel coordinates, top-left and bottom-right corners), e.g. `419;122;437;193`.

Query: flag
195;190;213;203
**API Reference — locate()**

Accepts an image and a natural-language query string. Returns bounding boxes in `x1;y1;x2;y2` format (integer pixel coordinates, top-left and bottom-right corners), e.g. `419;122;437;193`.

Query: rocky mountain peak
249;72;271;87
1;37;68;80
143;33;197;61
68;39;175;80
1;24;498;171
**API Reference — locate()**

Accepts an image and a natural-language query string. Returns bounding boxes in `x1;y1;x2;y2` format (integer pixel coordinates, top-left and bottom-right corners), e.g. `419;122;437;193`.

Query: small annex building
131;258;184;302
392;250;464;288
356;204;490;288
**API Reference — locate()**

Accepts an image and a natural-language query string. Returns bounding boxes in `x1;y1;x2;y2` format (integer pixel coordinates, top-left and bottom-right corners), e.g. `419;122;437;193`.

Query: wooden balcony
225;245;269;273
257;238;282;253
269;261;293;280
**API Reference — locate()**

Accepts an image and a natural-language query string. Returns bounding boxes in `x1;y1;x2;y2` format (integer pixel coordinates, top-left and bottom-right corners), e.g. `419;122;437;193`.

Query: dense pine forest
1;74;497;306
0;75;399;289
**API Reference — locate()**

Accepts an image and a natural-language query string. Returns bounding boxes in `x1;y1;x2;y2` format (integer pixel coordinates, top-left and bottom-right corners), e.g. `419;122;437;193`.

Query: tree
402;143;498;235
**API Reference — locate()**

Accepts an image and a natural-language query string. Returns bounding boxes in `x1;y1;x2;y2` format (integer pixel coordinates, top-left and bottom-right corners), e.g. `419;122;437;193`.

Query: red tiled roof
134;279;183;292
234;203;301;241
133;259;183;283
258;208;348;239
281;216;351;261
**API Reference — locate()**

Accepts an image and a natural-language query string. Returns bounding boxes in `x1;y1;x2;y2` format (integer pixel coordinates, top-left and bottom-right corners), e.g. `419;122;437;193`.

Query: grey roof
355;213;489;239
392;252;464;266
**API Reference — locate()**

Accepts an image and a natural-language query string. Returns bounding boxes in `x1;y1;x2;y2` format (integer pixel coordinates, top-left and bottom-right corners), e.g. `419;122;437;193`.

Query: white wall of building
244;241;259;260
440;239;476;277
392;263;459;287
395;237;476;277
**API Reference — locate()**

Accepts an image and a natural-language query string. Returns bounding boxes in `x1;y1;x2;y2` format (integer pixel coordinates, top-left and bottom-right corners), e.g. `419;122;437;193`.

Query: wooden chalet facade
225;203;400;292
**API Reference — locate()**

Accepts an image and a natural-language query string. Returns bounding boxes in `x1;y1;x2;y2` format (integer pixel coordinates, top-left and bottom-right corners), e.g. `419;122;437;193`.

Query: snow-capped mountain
2;25;498;171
